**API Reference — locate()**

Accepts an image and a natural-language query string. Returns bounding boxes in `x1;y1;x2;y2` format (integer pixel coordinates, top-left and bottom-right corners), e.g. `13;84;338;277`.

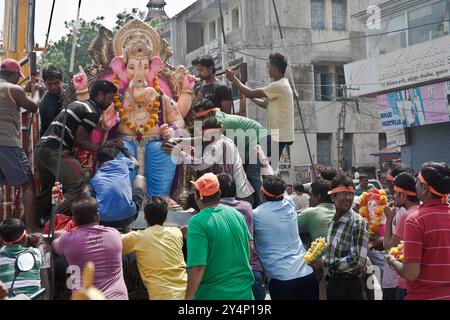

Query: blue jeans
252;271;265;300
396;287;408;300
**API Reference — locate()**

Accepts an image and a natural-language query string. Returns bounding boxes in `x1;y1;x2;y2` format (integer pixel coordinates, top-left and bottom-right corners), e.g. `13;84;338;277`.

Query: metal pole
44;0;56;49
271;0;317;180
69;0;82;74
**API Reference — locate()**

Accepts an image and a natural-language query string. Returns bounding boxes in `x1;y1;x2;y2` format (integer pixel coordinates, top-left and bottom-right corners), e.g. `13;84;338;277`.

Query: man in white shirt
226;53;295;160
291;183;310;212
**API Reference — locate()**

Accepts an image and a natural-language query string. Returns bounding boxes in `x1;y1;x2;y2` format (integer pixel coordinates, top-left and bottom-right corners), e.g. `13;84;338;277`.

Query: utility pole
336;85;360;171
337;85;348;171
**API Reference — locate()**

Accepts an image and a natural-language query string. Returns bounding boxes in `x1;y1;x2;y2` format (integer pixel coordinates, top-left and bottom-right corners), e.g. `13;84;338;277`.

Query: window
311;0;325;29
408;0;449;46
209;20;217;41
314;65;334;101
343;133;353;171
367;14;407;56
317;134;332;166
231;7;240;30
332;0;346;30
186;22;204;53
335;67;346;98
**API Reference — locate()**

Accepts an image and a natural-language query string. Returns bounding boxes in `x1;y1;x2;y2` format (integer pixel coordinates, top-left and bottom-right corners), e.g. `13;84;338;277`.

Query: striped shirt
39;100;101;151
323;210;369;275
0;245;42;297
404;200;450;300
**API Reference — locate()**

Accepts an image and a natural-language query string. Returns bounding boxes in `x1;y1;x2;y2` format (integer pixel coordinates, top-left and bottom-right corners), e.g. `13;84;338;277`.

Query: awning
370;147;401;157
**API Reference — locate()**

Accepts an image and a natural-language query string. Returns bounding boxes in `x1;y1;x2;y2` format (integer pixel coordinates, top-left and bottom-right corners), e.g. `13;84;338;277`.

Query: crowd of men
1;54;450;301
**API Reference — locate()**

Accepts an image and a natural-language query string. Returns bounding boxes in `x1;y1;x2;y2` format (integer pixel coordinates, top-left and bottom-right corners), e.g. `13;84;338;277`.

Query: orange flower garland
113;74;162;138
359;189;388;238
388;241;405;262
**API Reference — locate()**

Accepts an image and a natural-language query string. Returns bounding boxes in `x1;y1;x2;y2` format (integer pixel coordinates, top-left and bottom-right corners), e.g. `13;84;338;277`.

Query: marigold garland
387;241;404;262
304;238;328;265
359;189;388;238
113;74;161;139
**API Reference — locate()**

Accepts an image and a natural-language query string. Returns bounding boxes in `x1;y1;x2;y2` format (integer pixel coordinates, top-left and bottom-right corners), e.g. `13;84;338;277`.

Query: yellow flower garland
113;74;161;135
304;238;328;265
388;241;404;262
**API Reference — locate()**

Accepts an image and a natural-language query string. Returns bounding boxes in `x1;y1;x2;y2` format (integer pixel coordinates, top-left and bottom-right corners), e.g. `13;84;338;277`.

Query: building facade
346;0;450;172
164;0;384;176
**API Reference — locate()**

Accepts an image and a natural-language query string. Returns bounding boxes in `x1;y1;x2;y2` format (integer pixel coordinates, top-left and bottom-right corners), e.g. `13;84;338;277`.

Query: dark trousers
35;145;85;220
382;288;397;300
327;277;364;300
269;273;319;300
252;271;266;301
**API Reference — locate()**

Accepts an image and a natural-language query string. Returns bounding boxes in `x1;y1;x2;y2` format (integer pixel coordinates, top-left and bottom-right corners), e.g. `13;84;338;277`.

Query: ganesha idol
359;189;388;245
75;19;196;198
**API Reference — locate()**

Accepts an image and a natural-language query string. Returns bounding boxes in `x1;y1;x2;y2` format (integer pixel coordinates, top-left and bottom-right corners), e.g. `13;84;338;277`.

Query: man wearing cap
185;173;254;300
315;174;369;300
0;59;39;232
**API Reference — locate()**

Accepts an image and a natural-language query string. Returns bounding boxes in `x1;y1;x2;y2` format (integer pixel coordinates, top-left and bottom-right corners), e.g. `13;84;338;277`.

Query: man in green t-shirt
355;174;376;197
194;99;271;207
185;173;255;300
298;179;335;241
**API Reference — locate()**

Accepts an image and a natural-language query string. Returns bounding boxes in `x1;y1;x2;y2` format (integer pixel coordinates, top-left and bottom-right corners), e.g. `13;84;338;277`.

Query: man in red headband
0;219;43;298
253;176;318;300
387;162;450;300
383;172;419;300
317;174;369;300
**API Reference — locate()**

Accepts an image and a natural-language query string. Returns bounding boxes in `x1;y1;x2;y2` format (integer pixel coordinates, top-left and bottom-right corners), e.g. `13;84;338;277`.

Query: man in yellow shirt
226;53;295;160
122;197;187;300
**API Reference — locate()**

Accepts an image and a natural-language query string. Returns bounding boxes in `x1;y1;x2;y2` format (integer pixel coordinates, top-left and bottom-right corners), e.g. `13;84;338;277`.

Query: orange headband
418;173;446;199
1;231;26;245
262;187;284;199
328;186;355;195
202;128;222;134
387;174;395;182
195;108;219;119
394;186;417;197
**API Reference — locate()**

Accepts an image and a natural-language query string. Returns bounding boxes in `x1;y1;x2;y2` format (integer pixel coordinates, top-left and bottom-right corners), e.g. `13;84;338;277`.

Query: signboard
345;34;450;97
386;129;407;148
377;82;450;130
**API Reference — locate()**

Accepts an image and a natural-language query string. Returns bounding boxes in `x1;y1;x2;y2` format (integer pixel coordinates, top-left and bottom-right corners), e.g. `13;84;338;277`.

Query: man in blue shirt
253;176;319;300
90;142;144;230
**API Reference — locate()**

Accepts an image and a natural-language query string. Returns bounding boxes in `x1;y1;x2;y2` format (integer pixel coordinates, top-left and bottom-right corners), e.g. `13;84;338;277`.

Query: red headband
1;231;26;245
328;186;355;195
418;173;446;199
262;187;284;199
195;108;220;119
394;186;417;197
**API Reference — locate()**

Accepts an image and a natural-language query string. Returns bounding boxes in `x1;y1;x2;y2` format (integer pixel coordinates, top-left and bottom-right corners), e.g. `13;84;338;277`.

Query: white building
346;0;450;171
164;0;384;177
